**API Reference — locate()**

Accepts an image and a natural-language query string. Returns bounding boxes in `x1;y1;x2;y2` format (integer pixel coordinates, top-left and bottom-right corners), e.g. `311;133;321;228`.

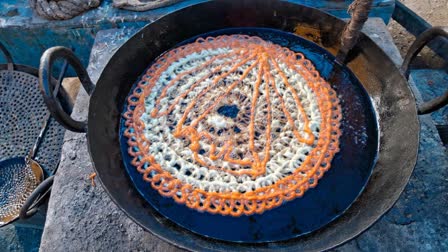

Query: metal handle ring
39;46;95;133
400;26;448;115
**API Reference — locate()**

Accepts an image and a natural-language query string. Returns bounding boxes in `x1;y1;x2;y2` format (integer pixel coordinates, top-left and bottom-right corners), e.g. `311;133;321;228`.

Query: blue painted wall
0;0;394;74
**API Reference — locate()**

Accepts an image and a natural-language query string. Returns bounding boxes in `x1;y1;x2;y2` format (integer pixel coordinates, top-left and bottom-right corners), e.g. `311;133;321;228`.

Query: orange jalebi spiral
123;35;341;216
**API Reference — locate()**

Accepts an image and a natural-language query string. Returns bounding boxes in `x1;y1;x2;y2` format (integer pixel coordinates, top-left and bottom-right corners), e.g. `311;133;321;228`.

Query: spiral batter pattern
123;35;342;216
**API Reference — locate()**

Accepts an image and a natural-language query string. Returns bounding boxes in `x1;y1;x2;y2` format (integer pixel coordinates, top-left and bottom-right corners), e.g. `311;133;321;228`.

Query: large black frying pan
38;0;447;251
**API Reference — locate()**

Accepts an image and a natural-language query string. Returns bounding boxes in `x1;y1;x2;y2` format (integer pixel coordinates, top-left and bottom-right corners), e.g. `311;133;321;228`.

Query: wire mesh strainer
0;139;46;225
1;109;53;225
0;45;66;174
0;42;68;226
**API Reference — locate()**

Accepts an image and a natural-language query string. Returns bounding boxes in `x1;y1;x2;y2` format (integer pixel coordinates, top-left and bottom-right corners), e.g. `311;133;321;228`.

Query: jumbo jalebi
123;35;342;216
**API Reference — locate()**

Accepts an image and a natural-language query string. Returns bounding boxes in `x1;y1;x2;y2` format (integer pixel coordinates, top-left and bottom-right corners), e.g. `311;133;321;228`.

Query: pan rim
87;1;419;251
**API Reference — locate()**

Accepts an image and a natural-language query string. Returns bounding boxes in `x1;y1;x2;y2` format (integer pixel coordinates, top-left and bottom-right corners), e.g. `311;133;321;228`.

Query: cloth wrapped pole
112;0;183;11
29;0;101;20
336;0;373;64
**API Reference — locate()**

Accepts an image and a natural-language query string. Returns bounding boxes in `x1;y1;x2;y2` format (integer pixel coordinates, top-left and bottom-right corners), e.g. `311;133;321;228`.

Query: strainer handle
0;42;14;71
400;26;448;114
19;176;54;220
39;47;95;133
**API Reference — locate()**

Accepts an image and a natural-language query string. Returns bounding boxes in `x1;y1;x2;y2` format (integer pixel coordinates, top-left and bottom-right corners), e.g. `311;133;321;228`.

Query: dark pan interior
118;27;379;243
87;0;418;251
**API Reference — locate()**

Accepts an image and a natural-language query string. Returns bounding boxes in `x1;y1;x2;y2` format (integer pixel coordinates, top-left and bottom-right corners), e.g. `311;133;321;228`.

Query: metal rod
0;42;14;71
27;60;68;162
335;0;373;64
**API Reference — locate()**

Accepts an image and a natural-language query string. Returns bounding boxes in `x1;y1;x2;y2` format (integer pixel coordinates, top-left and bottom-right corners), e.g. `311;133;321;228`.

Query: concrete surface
410;70;448;126
38;18;448;252
0;225;42;252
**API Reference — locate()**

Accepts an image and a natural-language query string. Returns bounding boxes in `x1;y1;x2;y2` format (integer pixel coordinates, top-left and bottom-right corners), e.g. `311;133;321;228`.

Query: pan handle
39;47;95;133
400;26;448;115
0;42;14;71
